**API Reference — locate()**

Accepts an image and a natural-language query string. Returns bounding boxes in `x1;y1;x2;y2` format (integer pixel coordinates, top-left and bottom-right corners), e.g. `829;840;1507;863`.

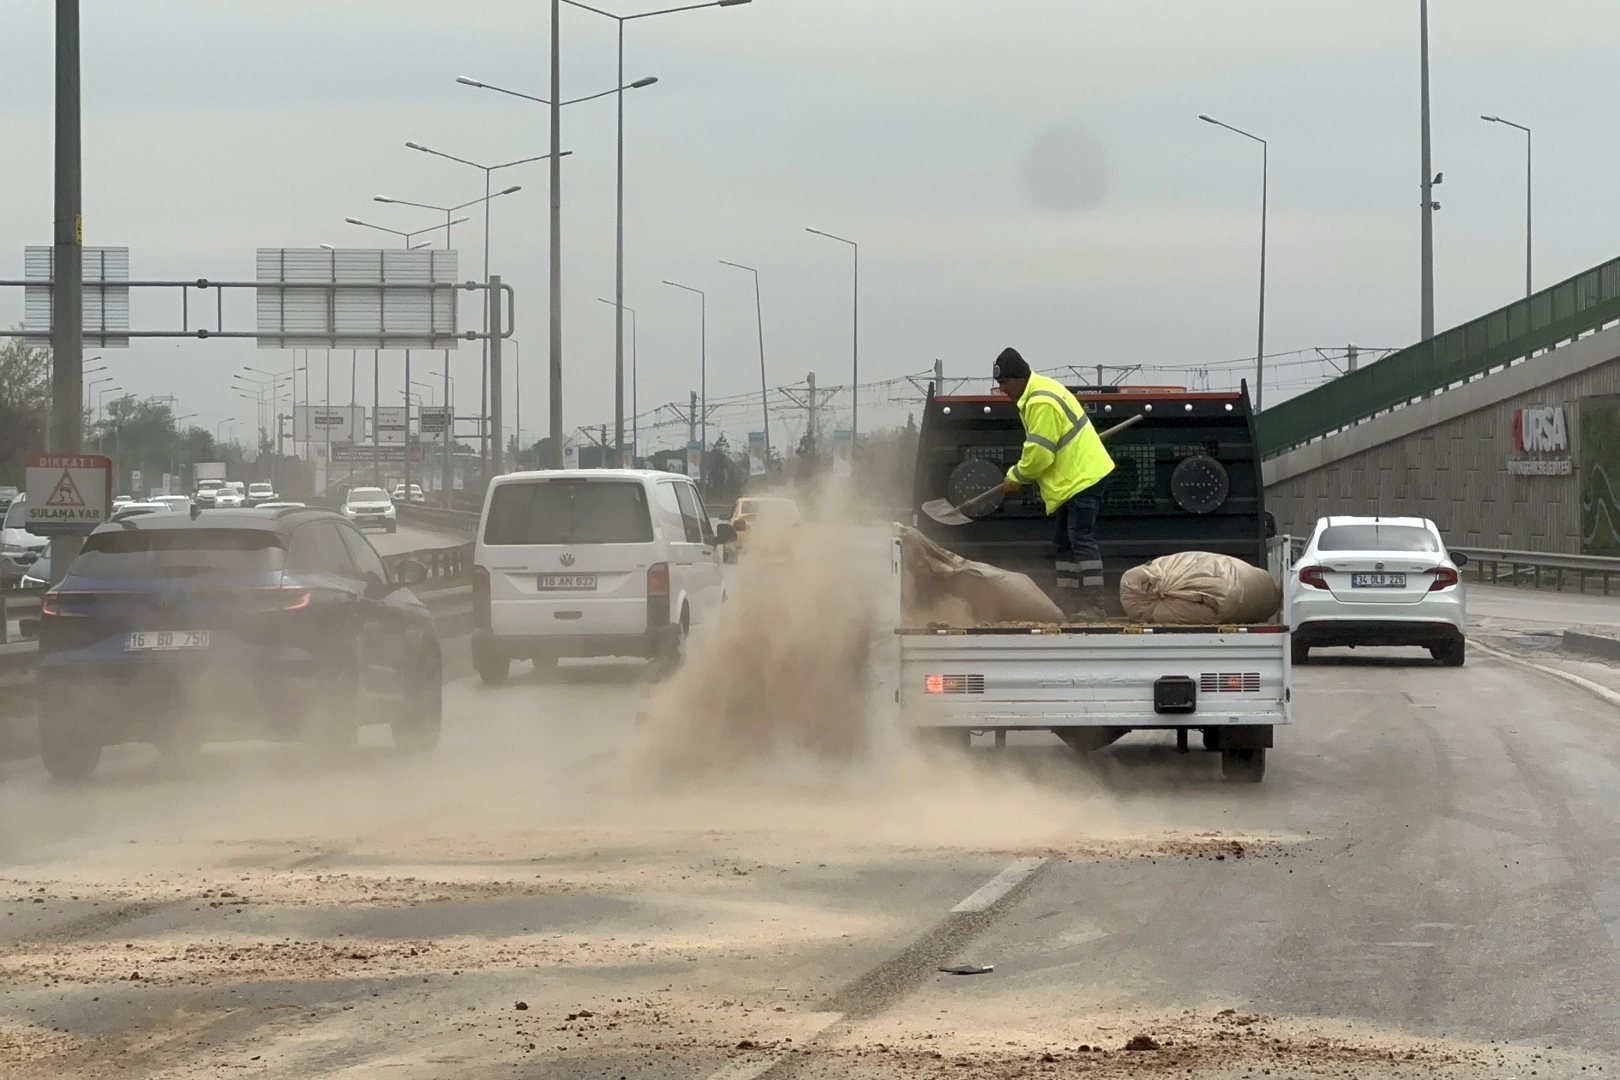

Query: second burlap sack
1118;550;1282;625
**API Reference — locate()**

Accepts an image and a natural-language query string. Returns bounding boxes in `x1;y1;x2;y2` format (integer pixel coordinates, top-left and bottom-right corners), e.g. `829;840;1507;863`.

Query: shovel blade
921;497;972;526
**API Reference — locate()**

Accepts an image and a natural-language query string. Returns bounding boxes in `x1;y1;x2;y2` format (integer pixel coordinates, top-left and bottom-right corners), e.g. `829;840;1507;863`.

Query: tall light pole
806;228;859;447
1420;0;1436;340
562;0;753;467
51;0;84;584
1199;114;1268;412
457;71;659;468
719;260;770;471
597;299;638;464
1481;115;1532;297
662;280;706;485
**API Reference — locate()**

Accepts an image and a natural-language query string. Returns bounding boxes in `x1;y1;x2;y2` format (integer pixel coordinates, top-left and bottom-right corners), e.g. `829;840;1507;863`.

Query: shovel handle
956;413;1147;515
1096;413;1144;440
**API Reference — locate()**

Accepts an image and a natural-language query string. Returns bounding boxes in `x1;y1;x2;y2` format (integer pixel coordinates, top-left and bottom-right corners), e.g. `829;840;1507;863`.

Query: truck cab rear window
71;529;287;579
484;481;654;545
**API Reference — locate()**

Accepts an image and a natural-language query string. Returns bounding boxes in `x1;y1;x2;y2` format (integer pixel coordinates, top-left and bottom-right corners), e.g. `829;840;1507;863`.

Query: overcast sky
2;0;1618;454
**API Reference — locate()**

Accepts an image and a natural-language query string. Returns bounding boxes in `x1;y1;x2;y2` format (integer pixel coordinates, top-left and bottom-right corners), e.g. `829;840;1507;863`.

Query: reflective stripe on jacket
1004;372;1115;515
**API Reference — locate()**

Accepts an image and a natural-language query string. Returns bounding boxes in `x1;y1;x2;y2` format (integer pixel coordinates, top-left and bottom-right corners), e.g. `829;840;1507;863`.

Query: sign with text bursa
25;454;113;535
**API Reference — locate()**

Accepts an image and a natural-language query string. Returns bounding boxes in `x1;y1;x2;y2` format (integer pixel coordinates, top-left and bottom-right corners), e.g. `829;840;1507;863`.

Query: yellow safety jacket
1005;373;1115;514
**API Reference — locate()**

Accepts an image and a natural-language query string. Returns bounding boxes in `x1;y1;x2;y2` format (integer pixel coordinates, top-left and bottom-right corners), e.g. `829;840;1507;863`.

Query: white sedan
1289;515;1467;666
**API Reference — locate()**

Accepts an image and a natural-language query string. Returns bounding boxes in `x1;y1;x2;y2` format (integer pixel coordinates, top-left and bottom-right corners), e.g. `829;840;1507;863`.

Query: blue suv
37;507;441;780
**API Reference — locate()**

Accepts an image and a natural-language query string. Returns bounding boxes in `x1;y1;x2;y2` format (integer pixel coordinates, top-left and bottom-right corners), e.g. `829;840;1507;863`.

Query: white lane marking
951;857;1048;914
704;1012;842;1080
1472;639;1620;709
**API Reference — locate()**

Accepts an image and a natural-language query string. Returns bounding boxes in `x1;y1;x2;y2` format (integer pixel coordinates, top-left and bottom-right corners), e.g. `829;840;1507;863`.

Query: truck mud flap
1202;725;1273;751
1055;726;1131;754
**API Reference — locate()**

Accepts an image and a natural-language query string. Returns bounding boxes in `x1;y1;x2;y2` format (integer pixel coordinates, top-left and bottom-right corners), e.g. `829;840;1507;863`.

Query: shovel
921;413;1144;525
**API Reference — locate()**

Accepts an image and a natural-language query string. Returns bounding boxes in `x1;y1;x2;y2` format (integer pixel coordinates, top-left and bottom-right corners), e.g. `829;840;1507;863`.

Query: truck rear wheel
1221;747;1265;783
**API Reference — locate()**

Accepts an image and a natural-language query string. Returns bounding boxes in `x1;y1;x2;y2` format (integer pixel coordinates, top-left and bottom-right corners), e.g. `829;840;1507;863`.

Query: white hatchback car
1290;516;1467;666
471;469;734;684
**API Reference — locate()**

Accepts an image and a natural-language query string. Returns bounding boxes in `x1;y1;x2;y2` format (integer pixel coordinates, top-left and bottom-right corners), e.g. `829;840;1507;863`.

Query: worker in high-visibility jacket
994;347;1116;617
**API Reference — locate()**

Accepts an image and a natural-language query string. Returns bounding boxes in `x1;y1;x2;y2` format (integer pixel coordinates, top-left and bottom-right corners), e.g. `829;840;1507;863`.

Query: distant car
253;501;306;510
35;506;441;780
111;502;168;521
471;469;734;684
342;487;397;533
391;483;426;503
725;495;801;561
112;495;134;510
246;482;278;506
194;479;225;508
1289;515;1468;666
0;485;18;514
213;483;246;509
2;495;49;587
19;549;50;590
151;495;193;513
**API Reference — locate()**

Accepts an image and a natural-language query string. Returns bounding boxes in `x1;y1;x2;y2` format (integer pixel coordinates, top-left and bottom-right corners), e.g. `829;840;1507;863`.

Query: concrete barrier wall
1263;324;1620;552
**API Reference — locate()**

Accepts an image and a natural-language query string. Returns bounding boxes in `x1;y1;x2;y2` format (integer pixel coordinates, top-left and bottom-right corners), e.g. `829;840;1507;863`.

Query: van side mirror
714;523;737;545
1263;511;1277;539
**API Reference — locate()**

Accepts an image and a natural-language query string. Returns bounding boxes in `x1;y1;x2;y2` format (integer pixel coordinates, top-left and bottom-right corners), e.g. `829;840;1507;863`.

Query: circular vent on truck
945;459;1007;519
1170;454;1229;514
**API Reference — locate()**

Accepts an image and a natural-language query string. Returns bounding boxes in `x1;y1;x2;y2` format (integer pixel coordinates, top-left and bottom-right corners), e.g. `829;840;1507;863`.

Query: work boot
1063;591;1109;623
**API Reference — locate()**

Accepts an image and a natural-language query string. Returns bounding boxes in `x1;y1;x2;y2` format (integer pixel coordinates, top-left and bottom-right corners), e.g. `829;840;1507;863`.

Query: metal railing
0;591;43;645
385;542;473;587
1451;546;1620;595
1259;254;1620;457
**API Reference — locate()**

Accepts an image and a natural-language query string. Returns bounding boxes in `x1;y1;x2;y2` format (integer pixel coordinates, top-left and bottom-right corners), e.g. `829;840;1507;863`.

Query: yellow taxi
725;495;801;561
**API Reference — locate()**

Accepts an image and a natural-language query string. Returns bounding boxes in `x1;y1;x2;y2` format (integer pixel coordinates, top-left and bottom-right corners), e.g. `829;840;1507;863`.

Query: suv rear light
1297;565;1330;590
647;562;670;627
472;565;491;632
1426;566;1459;591
40;590;88;617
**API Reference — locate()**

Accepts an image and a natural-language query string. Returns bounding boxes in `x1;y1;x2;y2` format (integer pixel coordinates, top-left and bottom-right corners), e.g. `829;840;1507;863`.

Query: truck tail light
1426;566;1459;591
472;565;491;632
647;562;670;626
1297;565;1330;590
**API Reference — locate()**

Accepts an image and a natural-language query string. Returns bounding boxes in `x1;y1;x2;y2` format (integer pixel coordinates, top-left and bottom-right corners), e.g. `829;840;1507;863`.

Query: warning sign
25;454;112;535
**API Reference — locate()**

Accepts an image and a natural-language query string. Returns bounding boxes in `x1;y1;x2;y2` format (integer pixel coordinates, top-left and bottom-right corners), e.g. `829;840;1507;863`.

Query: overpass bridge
1259;254;1620;555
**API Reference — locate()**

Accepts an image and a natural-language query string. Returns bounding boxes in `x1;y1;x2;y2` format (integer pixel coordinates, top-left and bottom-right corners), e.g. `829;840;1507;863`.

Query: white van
471;469;734;684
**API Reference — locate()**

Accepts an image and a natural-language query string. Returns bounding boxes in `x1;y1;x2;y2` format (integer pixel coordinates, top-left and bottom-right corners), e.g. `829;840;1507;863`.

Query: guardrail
395;502;479;535
385;542;473;588
1451;546;1620;595
1;591;42;645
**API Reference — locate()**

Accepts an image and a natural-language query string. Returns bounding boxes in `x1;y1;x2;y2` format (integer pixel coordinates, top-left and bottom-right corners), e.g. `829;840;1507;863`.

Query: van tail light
1297;565;1330;590
472;565;491;632
647;562;670;627
1426;566;1460;591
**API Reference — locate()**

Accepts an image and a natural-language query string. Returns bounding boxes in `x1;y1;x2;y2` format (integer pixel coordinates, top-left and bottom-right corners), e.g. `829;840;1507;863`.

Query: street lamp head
1198;114;1217;124
498;185;522;196
374;196;396;204
718;0;752;6
344;217;363;225
630;76;659;89
411;240;433;250
319;243;336;250
405;141;426;151
1481;114;1499;122
455;76;484;88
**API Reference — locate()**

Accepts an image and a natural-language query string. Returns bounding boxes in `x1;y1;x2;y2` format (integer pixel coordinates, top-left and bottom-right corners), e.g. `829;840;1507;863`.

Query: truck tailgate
899;628;1290;728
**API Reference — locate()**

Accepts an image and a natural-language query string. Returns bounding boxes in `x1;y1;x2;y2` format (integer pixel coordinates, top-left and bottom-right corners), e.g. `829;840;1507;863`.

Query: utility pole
1347;343;1359;373
489;275;504;480
547;0;564;467
688;390;697;465
933;358;943;395
1419;0;1435;341
806;372;818;459
50;0;84;584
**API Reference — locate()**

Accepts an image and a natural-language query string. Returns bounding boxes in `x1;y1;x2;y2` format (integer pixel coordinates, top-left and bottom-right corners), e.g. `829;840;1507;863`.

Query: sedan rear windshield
71;529;287;579
484;481;653;545
1317;524;1440;553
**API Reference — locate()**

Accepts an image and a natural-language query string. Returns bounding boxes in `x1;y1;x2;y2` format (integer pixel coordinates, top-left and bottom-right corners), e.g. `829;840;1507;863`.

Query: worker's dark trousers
1053;486;1106;608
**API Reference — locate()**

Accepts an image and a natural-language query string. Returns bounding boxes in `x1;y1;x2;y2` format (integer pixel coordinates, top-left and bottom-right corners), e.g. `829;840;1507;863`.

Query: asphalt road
2;583;1619;1078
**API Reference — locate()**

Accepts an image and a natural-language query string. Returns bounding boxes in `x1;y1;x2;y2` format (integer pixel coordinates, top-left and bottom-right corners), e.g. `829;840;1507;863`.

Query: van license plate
1350;573;1405;588
538;575;597;591
126;630;210;652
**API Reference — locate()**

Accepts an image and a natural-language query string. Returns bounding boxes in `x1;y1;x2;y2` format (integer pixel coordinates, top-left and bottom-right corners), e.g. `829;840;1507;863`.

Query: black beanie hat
992;347;1030;381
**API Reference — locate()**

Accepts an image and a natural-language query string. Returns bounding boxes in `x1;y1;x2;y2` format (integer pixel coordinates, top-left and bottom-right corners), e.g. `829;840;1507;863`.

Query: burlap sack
1118;550;1282;625
896;524;1065;625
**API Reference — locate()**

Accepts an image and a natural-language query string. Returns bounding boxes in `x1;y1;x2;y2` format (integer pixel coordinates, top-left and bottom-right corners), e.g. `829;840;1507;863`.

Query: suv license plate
538;575;597;591
1350;573;1406;588
126;630;210;652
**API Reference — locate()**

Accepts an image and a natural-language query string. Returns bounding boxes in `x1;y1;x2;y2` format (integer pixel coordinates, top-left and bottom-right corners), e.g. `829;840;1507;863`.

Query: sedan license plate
538;574;597;591
1350;573;1406;588
126;630;210;652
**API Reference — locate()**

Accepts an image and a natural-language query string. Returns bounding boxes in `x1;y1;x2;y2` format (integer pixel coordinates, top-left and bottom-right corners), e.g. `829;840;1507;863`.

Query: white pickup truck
895;383;1292;782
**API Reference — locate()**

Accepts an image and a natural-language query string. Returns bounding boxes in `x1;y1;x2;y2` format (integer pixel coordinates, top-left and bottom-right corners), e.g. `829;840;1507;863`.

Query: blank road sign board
25;454;112;535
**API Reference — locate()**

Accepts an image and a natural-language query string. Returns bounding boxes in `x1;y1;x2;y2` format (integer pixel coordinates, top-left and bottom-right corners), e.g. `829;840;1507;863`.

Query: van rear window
484;481;654;545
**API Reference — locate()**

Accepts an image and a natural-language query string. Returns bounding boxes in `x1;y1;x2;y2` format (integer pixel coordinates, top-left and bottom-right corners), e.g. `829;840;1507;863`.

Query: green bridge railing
1257;254;1620;458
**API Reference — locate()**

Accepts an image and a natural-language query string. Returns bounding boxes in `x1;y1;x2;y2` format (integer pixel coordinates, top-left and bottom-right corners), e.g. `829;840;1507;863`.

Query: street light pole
663;280;706;486
1481;115;1532;296
806;228;858;447
597;299;639;465
1420;0;1435;340
1198;114;1268;413
719;260;770;471
563;0;752;468
50;0;84;584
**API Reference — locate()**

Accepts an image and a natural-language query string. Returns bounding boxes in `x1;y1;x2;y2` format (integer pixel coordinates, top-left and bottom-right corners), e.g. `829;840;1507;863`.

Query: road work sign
25;454;113;535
